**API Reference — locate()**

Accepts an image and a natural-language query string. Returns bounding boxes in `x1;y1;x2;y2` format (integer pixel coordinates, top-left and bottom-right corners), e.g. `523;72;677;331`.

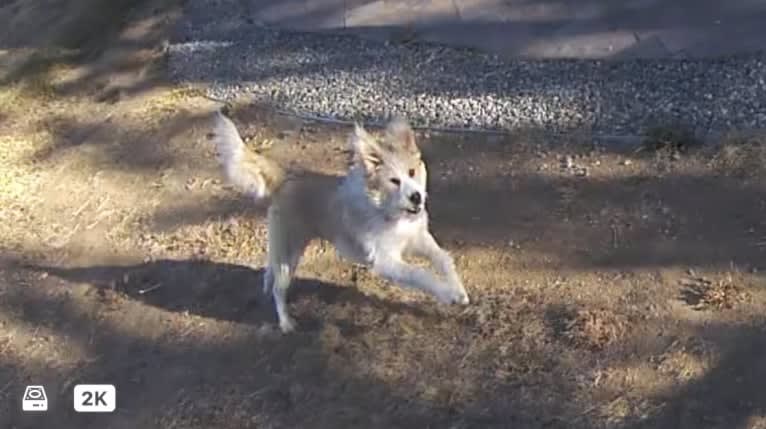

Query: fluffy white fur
210;110;470;333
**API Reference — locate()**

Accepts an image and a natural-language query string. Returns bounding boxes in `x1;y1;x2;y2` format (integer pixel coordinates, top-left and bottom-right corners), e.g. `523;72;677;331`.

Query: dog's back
268;171;344;237
210;109;370;249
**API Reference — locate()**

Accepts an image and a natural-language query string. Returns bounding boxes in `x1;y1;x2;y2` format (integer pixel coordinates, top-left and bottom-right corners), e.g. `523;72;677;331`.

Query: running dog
210;110;470;333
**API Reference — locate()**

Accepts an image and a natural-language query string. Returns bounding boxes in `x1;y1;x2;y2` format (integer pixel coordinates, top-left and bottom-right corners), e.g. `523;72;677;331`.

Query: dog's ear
385;117;418;154
350;122;383;170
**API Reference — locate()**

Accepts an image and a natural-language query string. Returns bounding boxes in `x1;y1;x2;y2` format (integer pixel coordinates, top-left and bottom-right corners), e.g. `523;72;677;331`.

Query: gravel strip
168;2;766;137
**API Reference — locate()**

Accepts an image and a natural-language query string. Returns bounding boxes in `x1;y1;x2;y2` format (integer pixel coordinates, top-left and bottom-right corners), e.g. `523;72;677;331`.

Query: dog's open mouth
405;207;421;215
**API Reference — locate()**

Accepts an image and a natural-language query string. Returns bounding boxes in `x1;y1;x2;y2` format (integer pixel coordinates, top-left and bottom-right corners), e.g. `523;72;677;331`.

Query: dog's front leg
372;256;465;304
408;231;469;304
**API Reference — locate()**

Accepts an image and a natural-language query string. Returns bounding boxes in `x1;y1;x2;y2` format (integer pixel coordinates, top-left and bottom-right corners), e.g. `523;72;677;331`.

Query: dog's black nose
409;191;422;206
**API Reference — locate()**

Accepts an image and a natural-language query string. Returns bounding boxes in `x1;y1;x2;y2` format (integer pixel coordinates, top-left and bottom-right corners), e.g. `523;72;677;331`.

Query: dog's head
350;118;427;219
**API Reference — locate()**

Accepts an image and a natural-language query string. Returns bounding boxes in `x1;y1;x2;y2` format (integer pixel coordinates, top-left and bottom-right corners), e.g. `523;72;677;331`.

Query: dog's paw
279;316;298;334
452;289;470;305
454;291;470;305
435;285;470;306
445;278;470;305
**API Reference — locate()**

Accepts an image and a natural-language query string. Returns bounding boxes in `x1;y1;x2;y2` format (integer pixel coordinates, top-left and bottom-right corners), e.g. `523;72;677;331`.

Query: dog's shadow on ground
34;258;435;331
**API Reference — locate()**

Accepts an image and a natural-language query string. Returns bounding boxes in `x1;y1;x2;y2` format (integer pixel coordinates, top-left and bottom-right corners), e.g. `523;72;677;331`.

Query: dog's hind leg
267;213;307;333
262;266;274;295
271;261;296;333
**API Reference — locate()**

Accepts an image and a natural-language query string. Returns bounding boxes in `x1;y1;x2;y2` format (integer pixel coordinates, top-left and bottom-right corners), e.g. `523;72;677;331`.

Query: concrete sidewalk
243;0;766;59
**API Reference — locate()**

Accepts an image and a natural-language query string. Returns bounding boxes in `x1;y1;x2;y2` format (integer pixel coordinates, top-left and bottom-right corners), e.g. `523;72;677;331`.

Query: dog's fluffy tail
211;109;286;200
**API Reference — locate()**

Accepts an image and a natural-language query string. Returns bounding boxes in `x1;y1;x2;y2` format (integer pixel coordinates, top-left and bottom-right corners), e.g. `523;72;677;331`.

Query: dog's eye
390;178;401;186
408;169;415;177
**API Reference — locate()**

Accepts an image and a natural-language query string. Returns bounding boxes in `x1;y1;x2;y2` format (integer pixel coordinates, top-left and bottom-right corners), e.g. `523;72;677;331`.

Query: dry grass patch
560;307;631;351
680;275;751;311
710;132;766;178
640;122;702;154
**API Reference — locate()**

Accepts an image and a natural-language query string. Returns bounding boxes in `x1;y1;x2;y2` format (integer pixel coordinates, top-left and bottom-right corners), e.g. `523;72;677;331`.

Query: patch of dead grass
680;275;751;311
640;123;702;154
561;308;630;351
710;132;766;178
654;336;714;383
0;71;213;263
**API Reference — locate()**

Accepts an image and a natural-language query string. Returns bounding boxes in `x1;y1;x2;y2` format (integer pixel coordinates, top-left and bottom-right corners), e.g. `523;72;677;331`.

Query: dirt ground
3;2;766;429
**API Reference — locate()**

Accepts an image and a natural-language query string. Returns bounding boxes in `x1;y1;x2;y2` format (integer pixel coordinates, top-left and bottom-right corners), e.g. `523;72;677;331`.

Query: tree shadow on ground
0;0;183;102
414;134;766;273
27;108;214;173
29;259;436;327
620;322;766;429
93;106;766;275
1;257;584;429
1;255;765;428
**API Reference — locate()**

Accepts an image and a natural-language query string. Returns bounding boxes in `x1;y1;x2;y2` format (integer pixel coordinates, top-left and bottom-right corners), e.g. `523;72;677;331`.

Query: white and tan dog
211;110;470;333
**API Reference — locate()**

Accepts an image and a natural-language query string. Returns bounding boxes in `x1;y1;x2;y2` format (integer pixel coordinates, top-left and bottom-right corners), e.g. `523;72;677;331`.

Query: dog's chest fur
333;212;425;265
